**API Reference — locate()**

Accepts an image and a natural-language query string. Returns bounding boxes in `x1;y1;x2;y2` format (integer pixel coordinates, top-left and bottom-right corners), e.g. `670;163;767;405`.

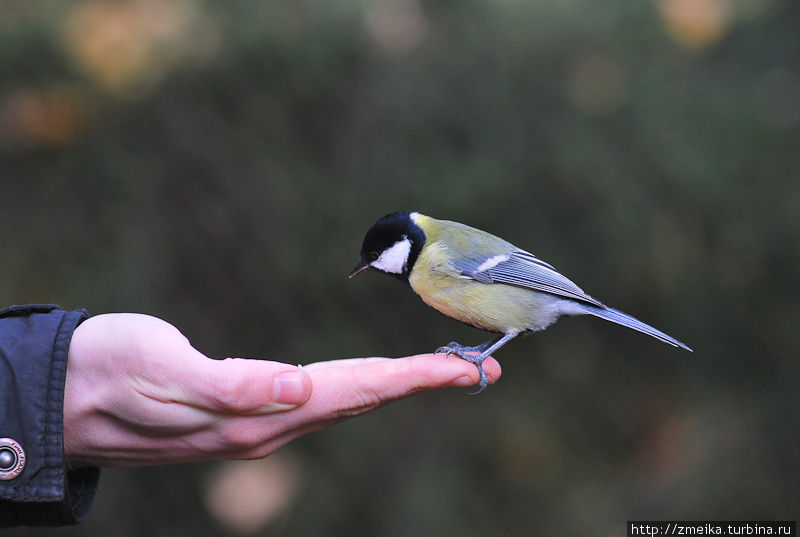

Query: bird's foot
435;341;490;359
435;341;489;395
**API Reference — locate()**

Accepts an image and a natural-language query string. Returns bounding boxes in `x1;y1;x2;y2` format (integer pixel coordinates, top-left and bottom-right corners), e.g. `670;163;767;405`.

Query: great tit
350;211;692;394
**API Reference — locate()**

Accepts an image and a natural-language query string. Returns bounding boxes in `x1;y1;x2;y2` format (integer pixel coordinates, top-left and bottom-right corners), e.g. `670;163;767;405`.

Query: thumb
182;355;313;415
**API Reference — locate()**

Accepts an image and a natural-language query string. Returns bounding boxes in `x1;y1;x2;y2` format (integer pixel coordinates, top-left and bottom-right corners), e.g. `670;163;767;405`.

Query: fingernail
273;371;308;404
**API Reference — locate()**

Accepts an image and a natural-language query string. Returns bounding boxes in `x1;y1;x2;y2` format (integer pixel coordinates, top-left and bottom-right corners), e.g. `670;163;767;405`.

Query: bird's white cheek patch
372;237;412;274
477;254;510;272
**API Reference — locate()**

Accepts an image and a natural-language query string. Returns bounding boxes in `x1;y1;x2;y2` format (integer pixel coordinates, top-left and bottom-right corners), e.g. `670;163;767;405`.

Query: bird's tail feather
578;304;692;351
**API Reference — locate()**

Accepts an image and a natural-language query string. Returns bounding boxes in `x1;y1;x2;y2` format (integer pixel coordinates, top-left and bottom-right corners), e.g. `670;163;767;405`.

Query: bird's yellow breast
408;240;546;333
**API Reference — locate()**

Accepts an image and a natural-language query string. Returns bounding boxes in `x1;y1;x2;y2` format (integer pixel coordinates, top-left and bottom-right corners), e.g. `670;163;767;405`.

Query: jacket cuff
0;305;101;526
0;467;101;526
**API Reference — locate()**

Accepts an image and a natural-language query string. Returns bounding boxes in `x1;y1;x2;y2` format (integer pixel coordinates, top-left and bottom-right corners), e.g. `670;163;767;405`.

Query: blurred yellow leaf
656;0;729;49
61;0;217;96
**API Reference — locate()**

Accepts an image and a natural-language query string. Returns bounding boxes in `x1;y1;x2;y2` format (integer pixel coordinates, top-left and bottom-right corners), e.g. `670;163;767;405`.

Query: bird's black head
349;211;426;282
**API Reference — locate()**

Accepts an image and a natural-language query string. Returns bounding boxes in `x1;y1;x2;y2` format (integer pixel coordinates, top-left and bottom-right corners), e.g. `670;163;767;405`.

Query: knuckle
336;386;384;417
209;365;252;413
212;384;246;413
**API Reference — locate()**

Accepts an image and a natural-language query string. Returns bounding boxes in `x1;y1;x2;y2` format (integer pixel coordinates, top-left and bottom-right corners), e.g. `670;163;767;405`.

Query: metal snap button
0;438;25;480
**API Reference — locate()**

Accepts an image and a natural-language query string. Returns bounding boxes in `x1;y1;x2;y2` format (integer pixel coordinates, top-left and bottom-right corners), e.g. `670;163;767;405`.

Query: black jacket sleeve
0;305;100;526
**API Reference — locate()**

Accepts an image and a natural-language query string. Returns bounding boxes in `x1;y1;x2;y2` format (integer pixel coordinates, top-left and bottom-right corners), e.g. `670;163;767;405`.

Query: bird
349;211;692;394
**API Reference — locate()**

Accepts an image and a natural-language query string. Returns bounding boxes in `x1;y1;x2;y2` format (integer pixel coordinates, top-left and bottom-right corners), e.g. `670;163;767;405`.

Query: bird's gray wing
456;250;604;307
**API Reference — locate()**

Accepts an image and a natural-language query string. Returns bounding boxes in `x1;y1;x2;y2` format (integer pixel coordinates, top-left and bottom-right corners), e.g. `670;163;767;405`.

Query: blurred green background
2;0;798;535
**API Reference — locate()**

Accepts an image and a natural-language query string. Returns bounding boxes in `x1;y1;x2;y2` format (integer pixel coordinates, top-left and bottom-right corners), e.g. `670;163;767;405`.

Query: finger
298;353;502;418
300;357;401;371
237;352;496;455
179;355;313;415
205;354;500;457
304;353;501;387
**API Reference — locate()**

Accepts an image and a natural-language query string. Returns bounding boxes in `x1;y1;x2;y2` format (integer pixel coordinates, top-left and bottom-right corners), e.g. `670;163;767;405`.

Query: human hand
64;313;501;467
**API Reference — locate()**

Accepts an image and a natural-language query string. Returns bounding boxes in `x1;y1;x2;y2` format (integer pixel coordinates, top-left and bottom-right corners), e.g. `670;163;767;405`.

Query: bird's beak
348;260;371;278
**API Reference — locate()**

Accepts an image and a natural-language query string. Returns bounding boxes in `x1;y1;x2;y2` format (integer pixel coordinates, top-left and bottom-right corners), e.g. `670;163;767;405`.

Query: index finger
300;353;502;416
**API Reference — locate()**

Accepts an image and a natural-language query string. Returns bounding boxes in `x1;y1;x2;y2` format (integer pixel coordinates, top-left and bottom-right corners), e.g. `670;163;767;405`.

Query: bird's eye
369;251;380;261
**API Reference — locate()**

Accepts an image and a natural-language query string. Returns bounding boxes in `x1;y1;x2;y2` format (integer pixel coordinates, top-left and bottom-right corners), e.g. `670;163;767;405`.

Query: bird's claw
435;342;484;361
467;364;489;395
434;341;489;395
435;342;462;356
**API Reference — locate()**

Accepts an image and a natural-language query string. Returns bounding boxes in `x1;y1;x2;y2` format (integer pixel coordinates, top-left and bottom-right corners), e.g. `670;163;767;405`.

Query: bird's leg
435;331;519;395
